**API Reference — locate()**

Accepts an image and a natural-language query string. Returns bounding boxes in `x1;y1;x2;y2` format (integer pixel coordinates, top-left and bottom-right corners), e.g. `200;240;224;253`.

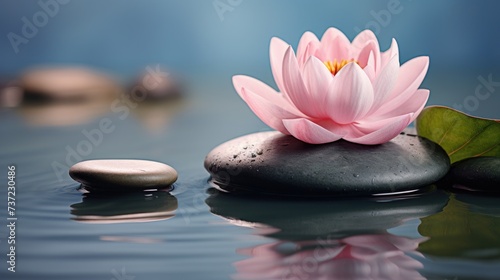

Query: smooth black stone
69;159;178;192
450;157;500;192
204;131;450;197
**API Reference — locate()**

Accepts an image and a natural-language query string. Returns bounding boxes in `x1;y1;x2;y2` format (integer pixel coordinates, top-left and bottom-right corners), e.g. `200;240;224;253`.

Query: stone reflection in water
70;190;177;224
206;188;448;279
17;94;185;129
18;101;111;127
133;99;186;133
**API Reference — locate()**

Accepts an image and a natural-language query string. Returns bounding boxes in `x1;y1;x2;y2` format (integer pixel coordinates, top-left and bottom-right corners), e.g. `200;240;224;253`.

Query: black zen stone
450;157;500;192
204;131;450;197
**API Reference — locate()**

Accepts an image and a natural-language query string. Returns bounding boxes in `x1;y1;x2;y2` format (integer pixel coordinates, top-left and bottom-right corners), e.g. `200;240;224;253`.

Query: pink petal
232;75;304;134
282;47;322;117
376;56;429;115
283;118;343;144
387;236;428;251
345;113;413;145
321;27;347;42
376;89;430;123
369;53;400;114
302;56;333;118
354;40;381;71
351;29;378;49
392;56;429;96
344;235;394;249
319;27;351;62
348;247;380;260
409;89;429;122
344;235;400;258
239;89;291;134
363;51;377;82
270;37;289;93
297;31;320;68
354;113;413;134
326;63;374;124
233;75;300;112
380;39;399;68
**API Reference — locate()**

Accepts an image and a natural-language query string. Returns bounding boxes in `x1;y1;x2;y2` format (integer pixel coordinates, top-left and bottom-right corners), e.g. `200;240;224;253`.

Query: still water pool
1;76;499;280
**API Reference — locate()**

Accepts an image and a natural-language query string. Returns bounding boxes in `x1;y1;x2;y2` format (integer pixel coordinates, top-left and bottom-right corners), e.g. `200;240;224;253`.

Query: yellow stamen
324;59;359;75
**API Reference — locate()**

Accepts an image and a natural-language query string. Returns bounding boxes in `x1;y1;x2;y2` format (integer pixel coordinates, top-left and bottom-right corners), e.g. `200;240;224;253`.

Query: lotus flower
233;28;429;144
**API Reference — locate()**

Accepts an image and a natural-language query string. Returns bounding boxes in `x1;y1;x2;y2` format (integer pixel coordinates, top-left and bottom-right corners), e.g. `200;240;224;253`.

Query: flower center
324;59;359;75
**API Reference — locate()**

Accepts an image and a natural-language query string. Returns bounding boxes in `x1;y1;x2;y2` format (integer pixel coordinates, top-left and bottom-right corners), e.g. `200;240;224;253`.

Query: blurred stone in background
129;66;182;101
3;64;186;127
20;66;121;102
0;78;23;107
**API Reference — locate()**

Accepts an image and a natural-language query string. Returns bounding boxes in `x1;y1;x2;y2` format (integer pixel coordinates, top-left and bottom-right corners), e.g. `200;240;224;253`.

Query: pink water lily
233;28;429;144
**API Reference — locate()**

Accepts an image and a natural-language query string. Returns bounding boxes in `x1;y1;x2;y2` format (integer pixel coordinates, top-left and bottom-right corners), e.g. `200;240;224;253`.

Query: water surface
1;75;500;280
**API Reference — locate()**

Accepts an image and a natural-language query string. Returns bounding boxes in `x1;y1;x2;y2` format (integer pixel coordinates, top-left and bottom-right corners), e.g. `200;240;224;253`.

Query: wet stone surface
69;159;177;192
449;156;500;192
204;130;450;197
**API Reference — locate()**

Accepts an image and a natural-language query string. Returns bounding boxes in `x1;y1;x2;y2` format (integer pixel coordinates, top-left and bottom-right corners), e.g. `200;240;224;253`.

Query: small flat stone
69;159;177;192
204;131;450;197
449;157;500;192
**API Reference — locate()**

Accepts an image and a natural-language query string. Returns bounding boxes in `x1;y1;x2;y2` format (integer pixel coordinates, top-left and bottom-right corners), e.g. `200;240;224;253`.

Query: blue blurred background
1;3;500;279
1;0;499;117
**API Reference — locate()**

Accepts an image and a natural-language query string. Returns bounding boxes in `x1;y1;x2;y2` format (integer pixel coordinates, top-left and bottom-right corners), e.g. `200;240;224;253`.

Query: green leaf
416;106;500;163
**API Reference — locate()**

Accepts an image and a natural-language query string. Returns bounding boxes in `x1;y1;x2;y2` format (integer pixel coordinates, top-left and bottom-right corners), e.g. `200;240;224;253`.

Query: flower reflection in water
206;188;448;279
235;234;426;280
